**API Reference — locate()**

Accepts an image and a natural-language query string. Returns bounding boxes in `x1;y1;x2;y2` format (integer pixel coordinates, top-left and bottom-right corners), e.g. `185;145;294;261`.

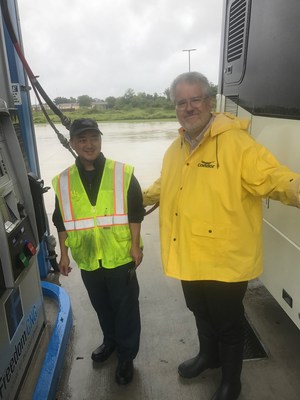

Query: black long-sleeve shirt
52;153;144;232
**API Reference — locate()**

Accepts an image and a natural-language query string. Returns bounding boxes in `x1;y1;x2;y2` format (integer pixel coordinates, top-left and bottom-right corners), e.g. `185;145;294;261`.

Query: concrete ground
42;210;300;400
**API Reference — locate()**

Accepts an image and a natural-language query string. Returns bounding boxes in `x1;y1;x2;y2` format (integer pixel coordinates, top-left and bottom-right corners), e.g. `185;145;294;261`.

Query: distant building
91;99;107;109
57;103;80;111
32;102;80;112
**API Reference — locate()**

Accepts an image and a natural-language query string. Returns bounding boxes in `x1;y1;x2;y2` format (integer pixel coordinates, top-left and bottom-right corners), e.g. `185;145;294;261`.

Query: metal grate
227;0;247;63
243;314;268;360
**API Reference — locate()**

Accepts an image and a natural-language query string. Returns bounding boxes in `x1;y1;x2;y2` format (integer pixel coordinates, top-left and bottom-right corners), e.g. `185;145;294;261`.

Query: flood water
35;120;179;215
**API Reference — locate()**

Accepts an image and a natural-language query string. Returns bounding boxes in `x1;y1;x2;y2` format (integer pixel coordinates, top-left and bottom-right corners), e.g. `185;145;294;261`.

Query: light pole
182;48;197;72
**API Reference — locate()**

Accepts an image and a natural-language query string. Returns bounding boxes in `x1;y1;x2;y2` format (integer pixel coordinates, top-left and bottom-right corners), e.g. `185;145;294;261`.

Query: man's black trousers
81;261;141;362
181;280;247;345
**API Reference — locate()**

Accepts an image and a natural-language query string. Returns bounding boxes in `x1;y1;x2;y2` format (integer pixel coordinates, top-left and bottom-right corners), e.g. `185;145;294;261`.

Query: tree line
53;83;218;110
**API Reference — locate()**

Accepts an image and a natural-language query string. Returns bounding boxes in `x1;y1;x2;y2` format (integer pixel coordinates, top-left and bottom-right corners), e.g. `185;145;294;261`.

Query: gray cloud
18;0;222;100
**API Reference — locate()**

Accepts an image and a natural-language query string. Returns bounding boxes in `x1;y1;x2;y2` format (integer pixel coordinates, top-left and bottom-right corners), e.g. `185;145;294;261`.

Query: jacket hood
178;112;250;139
210;112;250;137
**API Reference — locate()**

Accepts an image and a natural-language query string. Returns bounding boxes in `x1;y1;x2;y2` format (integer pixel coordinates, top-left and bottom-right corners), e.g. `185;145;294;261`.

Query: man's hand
130;245;143;267
129;222;143;267
57;231;71;276
58;253;72;276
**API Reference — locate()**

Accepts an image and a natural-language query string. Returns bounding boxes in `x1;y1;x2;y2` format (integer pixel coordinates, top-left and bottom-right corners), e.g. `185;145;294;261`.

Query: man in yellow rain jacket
143;72;300;400
52;118;144;385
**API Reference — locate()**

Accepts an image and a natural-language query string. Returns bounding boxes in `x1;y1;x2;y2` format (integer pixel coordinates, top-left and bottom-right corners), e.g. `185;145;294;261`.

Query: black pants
81;261;141;361
181;280;247;346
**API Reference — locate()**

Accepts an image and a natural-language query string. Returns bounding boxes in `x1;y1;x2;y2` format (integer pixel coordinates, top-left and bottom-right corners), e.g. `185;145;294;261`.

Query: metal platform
243;314;268;361
47;212;300;400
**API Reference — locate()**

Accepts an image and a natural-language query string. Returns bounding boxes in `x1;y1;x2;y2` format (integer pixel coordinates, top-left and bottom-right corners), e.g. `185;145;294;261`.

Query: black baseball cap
69;118;103;138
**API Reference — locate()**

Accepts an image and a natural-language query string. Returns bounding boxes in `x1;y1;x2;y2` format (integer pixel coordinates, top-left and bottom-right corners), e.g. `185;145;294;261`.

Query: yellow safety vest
52;159;134;270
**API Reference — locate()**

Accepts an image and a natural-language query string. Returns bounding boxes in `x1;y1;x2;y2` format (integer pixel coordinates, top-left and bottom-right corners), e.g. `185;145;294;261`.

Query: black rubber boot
178;335;220;378
211;342;243;400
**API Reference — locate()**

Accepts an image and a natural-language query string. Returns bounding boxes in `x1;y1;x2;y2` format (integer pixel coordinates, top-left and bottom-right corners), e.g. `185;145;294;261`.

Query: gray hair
169;71;212;104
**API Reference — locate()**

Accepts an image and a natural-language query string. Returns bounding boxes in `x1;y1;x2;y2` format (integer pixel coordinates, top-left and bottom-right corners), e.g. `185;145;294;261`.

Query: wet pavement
21;122;300;399
44;210;300;400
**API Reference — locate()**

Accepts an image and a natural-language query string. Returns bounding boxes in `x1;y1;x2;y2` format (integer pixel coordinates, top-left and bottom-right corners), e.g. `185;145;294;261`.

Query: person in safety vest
52;118;144;385
143;72;300;400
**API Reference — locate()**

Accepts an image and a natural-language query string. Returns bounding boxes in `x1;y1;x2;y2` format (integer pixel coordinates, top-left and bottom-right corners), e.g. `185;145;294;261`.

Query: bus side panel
218;0;300;329
253;117;300;331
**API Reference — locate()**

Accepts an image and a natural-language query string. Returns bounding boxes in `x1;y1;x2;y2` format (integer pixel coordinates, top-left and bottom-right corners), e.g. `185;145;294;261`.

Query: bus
217;0;300;329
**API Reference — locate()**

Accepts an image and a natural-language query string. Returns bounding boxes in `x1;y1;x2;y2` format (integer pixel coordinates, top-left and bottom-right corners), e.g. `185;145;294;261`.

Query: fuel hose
0;0;76;157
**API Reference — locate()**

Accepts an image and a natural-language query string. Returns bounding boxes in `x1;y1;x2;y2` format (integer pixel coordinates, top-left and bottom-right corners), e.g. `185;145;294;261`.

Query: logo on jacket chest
197;160;216;168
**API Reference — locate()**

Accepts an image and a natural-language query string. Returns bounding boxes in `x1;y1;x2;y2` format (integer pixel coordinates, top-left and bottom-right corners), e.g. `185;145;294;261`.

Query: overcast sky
17;0;223;101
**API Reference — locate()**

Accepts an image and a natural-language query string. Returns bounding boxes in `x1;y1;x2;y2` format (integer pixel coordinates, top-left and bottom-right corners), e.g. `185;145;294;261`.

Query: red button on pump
25;241;36;256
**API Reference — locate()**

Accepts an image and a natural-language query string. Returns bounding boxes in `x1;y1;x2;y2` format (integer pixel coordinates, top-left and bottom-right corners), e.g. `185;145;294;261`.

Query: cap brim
70;127;103;137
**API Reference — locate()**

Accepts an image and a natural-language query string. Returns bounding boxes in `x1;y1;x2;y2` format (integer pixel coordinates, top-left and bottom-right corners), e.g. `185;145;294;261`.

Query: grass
32;107;177;124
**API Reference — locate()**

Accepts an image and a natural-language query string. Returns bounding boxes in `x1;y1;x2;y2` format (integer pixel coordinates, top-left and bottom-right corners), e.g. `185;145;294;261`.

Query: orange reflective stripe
64;214;129;231
59;168;73;221
114;162;125;215
96;215;128;226
64;218;95;231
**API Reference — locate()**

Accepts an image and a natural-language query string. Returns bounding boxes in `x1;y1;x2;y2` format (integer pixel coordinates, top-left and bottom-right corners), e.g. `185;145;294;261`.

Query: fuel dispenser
0;100;45;400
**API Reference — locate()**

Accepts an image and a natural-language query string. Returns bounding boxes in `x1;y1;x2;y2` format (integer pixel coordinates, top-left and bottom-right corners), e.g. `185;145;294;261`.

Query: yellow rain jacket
143;113;300;282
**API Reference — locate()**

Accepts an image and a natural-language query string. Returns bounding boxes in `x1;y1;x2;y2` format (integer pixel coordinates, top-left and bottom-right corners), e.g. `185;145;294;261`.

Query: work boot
178;335;220;378
115;360;134;385
91;343;115;362
211;342;243;400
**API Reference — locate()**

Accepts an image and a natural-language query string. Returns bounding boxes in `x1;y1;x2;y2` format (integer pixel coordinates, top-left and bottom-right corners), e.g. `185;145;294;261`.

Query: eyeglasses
175;96;208;110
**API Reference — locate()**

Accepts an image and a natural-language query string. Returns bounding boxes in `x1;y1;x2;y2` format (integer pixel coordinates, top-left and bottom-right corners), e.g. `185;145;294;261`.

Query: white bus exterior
217;0;300;329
